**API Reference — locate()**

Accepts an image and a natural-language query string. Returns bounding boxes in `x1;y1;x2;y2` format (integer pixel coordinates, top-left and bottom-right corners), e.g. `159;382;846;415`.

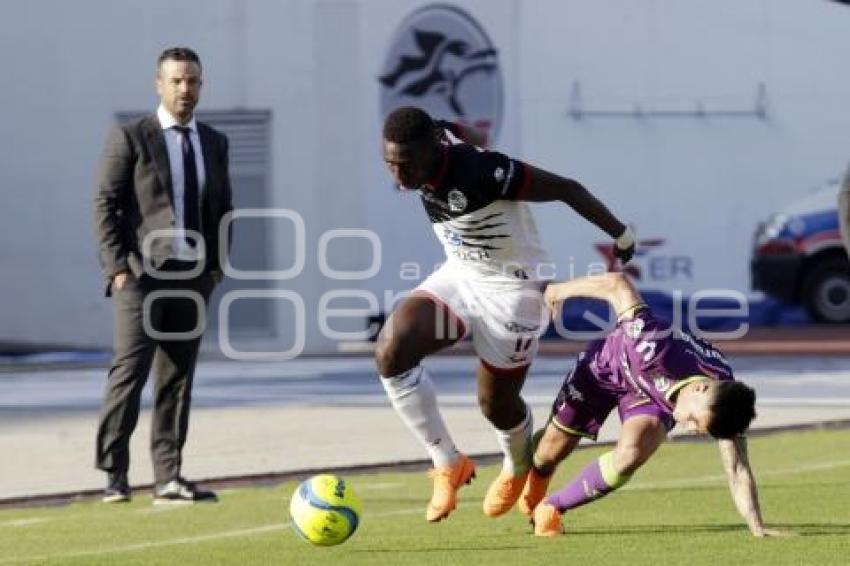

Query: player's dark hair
707;381;756;439
383;106;435;144
157;47;202;71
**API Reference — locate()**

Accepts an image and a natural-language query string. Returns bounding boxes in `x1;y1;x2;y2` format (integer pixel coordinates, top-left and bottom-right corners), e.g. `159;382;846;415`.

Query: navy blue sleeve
472;150;530;200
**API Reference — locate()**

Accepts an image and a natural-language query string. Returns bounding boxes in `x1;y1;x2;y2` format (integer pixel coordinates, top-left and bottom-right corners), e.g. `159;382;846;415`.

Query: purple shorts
549;355;674;440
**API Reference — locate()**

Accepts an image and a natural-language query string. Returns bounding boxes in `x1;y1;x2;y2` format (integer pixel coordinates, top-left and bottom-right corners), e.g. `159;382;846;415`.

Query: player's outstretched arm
544;272;643;320
521;165;635;263
717;436;794;537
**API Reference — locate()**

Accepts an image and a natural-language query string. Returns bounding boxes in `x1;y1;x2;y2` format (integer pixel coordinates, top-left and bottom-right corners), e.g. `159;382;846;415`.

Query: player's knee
477;389;508;423
477;392;498;423
477;393;524;429
374;339;398;377
374;337;414;377
613;444;649;475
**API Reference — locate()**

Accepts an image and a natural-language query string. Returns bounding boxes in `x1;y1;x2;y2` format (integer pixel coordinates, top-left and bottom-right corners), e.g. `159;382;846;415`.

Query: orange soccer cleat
482;470;530;517
426;454;476;522
532;502;564;537
518;468;552;516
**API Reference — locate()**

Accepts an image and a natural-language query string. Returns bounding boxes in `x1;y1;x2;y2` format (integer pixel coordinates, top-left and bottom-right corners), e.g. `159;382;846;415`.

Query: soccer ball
289;474;362;546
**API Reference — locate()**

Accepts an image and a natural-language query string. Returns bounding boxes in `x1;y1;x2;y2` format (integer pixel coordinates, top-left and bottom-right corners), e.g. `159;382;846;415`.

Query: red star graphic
594;238;665;280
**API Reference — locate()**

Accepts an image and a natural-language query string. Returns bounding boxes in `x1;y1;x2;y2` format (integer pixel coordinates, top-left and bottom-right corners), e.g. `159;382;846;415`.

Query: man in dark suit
93;47;232;504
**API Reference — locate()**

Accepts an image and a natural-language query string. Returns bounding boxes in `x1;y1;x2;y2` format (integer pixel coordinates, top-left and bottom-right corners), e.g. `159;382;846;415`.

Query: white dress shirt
157;105;207;260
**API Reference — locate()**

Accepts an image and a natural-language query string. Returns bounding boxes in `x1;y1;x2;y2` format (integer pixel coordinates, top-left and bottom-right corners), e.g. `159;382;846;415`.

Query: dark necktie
174;126;200;246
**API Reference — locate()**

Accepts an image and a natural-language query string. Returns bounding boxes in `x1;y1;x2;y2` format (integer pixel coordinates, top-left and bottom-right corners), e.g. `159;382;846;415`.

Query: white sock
380;366;459;468
492;403;533;475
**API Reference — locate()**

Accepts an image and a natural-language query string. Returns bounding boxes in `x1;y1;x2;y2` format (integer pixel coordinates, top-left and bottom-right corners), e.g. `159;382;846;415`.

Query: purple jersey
593;308;734;413
551;308;734;438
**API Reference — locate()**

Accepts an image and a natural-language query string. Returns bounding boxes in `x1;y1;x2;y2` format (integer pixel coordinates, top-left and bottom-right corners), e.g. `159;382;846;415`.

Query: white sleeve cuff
616;226;635;248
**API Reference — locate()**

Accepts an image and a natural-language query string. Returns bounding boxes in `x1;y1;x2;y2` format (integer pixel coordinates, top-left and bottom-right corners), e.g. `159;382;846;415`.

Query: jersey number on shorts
509;336;534;364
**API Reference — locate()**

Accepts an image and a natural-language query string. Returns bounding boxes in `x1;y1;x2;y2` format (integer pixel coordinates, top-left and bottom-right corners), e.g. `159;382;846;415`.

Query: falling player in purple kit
518;271;791;537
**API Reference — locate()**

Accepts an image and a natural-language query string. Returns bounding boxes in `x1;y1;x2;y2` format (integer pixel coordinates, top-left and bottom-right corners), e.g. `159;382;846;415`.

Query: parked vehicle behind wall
751;179;850;322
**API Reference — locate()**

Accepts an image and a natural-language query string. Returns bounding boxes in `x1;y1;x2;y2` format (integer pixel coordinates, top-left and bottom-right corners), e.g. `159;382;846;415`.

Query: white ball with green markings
289;474;362;546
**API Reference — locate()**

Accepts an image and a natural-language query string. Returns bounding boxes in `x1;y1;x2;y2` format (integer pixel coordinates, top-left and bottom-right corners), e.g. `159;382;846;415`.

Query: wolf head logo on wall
379;5;504;144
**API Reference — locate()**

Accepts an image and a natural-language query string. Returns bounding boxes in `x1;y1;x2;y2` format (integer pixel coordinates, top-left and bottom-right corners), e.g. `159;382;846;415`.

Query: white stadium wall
0;0;848;354
520;1;850;296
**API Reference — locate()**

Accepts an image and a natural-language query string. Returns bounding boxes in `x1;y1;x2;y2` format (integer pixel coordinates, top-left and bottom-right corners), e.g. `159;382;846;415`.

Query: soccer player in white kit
377;106;635;522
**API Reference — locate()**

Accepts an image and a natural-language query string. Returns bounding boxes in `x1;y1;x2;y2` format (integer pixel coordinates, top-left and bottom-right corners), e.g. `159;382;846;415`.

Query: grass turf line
0;428;848;565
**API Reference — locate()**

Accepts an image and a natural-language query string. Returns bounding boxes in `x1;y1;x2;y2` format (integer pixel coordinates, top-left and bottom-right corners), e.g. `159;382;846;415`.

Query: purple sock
546;453;627;512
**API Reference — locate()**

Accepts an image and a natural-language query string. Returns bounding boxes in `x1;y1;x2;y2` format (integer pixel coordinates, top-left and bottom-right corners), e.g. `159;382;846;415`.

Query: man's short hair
383;106;435;144
707;381;757;439
157;47;202;71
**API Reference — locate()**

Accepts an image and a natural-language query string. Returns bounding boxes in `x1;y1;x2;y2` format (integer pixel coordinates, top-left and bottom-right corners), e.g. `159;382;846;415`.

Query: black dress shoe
102;472;131;503
153;477;218;504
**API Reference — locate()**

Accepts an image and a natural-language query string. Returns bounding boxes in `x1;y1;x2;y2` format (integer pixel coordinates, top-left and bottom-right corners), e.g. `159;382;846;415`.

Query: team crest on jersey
494;167;505;182
442;226;463;246
447;189;468;212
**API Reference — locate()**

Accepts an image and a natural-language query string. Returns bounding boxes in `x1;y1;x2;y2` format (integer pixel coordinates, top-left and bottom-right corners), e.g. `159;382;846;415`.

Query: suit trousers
95;268;215;484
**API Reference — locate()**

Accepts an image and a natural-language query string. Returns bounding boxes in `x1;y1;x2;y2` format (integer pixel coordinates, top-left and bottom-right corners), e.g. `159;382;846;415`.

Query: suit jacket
94;114;233;294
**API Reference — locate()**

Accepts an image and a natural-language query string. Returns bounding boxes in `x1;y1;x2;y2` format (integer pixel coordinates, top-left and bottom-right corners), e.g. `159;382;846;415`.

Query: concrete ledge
342;325;850;356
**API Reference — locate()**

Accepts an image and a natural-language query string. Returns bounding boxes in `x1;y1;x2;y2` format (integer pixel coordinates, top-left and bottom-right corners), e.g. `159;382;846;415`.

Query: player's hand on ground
614;227;636;265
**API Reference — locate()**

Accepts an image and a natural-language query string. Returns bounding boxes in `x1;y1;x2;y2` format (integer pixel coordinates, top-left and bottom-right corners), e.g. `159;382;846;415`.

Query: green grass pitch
1;428;848;565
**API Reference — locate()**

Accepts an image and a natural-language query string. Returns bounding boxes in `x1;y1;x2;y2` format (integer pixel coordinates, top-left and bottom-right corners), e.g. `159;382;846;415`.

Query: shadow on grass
351;544;534;554
566;523;746;536
625;478;850;495
777;523;850;536
569;522;850;537
347;523;850;554
760;480;850;491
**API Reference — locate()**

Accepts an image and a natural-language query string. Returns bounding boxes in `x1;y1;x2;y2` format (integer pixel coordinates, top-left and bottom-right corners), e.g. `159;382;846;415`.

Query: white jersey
418;127;552;281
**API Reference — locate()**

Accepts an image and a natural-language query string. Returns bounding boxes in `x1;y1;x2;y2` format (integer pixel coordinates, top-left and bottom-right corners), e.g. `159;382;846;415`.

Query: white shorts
413;262;550;370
